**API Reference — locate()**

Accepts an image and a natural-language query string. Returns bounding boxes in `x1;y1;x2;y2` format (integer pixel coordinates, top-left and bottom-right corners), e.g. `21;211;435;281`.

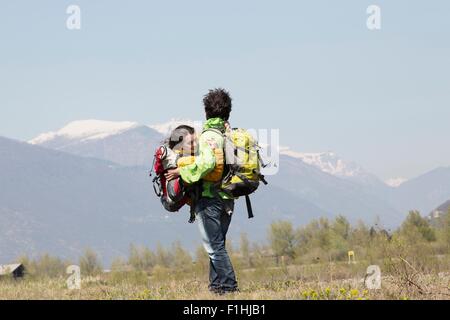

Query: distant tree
35;253;67;277
332;215;351;240
128;244;143;270
141;246;156;270
14;253;70;278
172;241;193;272
328;216;352;258
400;210;436;242
110;257;127;271
128;244;155;271
315;218;332;251
295;219;320;256
79;248;103;276
155;243;173;268
350;220;370;245
268;221;296;260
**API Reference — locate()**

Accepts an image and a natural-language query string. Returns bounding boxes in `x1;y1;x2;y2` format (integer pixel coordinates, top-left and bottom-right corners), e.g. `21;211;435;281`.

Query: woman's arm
178;132;217;184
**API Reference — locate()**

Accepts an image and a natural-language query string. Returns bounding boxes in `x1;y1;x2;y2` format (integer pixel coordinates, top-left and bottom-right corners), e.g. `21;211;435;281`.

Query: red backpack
150;145;198;222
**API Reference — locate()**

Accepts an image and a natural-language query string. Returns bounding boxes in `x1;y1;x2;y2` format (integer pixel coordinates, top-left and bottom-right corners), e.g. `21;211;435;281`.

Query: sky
0;0;449;181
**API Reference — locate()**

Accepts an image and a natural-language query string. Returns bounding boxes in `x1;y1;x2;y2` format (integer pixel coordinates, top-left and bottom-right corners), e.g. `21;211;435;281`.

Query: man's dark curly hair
203;88;232;121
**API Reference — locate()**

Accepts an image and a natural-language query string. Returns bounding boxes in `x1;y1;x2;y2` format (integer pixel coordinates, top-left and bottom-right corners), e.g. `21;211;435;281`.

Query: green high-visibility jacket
179;117;232;200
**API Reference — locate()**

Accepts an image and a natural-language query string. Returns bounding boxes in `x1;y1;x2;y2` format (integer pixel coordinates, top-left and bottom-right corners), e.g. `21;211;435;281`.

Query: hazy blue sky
1;0;449;180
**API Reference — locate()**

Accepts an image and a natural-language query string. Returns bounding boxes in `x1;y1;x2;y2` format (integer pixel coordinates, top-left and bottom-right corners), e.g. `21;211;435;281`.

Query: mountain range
1;119;450;264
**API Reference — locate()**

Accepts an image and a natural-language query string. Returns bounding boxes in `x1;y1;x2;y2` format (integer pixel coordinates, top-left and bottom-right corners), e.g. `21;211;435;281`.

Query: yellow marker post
348;251;355;264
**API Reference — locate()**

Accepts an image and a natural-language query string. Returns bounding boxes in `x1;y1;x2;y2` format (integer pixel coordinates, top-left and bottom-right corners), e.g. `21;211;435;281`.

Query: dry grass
1;264;449;300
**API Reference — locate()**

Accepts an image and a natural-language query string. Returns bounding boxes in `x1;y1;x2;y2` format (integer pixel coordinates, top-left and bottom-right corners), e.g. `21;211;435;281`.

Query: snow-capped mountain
28;120;163;167
30;120;369;179
385;177;407;188
27;119;207;167
271;154;405;226
29;120;139;145
277;147;388;192
279;147;365;178
29;120;383;184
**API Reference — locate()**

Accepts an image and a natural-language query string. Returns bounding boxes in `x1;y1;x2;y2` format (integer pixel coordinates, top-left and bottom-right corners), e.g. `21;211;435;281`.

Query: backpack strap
188;183;200;223
202;127;225;136
245;195;254;219
233;172;256;219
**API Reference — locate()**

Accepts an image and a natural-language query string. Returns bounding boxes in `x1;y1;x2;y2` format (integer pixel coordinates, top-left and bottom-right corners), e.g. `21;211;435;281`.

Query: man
164;88;238;294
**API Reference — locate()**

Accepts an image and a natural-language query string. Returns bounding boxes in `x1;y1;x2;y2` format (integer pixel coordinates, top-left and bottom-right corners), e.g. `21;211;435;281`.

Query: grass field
2;213;450;300
1;262;449;300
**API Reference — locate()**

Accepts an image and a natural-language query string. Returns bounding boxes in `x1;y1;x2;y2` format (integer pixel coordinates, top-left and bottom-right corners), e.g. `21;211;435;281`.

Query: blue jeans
196;197;238;292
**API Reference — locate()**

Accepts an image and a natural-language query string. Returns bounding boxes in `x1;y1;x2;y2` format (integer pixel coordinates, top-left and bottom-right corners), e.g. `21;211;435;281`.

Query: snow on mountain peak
385;177;407;188
279;147;365;178
29;120;139;145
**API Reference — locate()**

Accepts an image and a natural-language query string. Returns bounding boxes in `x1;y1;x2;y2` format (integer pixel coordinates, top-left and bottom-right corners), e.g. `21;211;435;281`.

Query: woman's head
166;125;197;155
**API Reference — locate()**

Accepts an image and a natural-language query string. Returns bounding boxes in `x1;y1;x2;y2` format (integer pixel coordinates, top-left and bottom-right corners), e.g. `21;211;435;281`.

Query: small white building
432;210;442;219
0;263;25;278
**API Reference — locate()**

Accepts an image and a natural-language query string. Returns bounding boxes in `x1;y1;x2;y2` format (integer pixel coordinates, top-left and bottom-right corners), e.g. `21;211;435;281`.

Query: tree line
14;208;450;278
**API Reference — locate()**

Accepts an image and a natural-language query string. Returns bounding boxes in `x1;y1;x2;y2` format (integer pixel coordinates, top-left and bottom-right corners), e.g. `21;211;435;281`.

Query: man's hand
164;168;180;181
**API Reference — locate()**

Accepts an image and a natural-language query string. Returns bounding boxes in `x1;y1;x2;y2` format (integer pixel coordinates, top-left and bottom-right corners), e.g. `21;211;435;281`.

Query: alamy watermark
66;265;81;290
367;5;381;30
66;5;81;30
365;265;382;289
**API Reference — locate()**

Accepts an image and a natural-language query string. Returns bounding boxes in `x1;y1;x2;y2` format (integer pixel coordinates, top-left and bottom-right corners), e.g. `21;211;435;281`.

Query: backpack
150;145;199;223
205;127;268;219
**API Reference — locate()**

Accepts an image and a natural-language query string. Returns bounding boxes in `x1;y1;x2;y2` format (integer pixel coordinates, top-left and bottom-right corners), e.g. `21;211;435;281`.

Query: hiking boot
208;286;225;295
209;286;239;295
223;287;240;294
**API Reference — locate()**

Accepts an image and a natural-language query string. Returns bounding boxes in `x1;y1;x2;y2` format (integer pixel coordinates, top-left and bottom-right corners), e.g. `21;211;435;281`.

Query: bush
79;248;103;276
18;253;69;278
